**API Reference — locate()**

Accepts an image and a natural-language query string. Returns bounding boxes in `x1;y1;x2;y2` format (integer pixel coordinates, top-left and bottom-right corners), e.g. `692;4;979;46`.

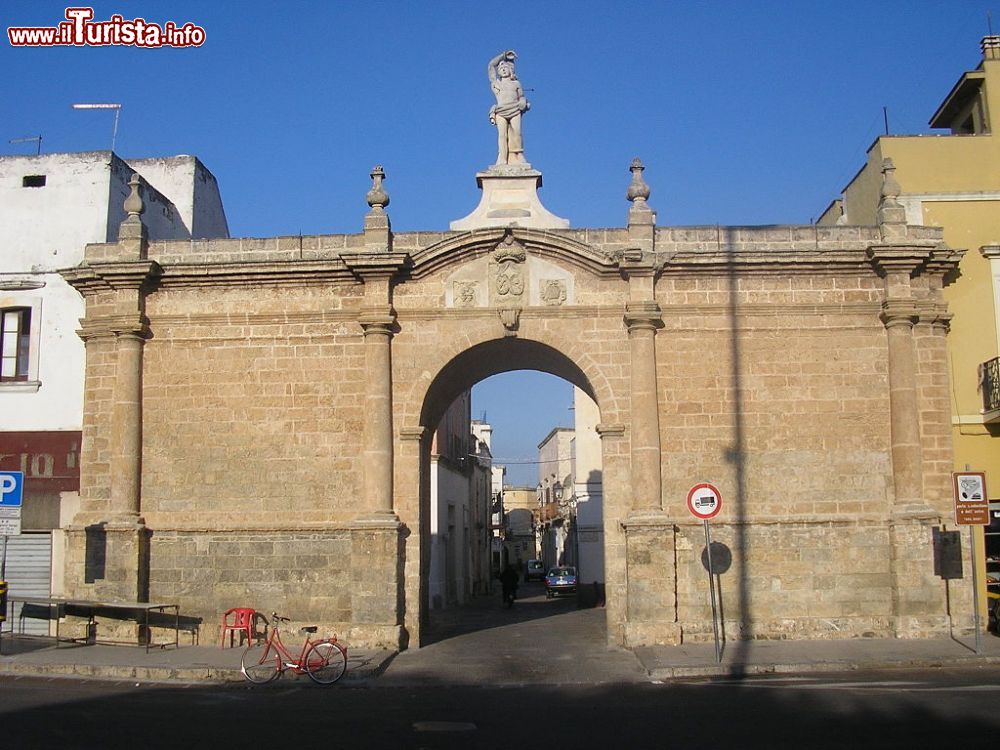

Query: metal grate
983;356;1000;414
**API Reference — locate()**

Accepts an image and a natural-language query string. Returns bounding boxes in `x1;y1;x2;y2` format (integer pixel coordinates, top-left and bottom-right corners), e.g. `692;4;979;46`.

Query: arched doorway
409;338;604;646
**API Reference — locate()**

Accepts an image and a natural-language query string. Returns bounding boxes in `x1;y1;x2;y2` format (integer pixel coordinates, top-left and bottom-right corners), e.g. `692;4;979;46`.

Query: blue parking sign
0;471;24;507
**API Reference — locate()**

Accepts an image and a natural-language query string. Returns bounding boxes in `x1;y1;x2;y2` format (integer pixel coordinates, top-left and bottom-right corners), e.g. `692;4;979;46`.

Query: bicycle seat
299;626;318;634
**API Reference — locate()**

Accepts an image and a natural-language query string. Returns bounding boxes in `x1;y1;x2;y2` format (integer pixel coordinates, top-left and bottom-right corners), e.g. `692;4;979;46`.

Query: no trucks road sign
687;482;722;520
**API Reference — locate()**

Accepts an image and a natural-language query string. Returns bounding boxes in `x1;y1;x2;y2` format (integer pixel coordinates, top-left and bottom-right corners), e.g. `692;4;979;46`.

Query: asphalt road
3;665;1000;749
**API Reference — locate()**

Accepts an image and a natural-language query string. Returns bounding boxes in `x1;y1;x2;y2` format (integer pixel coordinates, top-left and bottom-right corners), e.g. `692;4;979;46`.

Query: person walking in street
500;563;519;608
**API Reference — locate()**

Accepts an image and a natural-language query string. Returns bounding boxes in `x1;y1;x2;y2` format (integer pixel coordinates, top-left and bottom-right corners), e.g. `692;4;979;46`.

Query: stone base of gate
621;514;681;647
62;522;150;602
624;621;683;647
889;513;955;639
347;515;408;650
59;519;407;651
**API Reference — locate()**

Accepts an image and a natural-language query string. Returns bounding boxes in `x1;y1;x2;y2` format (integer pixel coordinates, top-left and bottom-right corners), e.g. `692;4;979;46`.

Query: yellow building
820;35;1000;613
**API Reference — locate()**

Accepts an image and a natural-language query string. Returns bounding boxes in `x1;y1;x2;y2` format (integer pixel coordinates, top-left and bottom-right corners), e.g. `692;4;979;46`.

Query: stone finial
880;158;901;202
366;165;390;211
363;165;391;249
123;173;145;221
118;172;148;251
626;157;655;231
878;157;906;229
626;158;651;204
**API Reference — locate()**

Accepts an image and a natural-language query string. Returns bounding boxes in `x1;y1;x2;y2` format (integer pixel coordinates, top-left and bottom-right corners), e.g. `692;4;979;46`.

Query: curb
0;651;397;685
645;654;1000;681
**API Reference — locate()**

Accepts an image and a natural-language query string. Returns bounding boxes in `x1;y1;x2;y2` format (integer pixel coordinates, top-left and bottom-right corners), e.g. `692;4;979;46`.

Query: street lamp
71;103;122;151
553;480;564;503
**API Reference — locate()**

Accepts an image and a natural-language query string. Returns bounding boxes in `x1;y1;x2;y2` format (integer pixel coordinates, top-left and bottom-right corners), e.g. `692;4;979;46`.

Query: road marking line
413;721;477;732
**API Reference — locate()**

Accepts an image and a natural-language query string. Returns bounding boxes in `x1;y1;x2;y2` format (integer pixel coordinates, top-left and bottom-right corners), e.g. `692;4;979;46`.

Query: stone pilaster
881;296;924;509
59;173;157;607
621;158;663;516
624;301;664;514
359;309;397;519
336;182;411;647
109;330;145;525
617;164;678;644
869;222;947;635
342;205;408;522
869;157;932;515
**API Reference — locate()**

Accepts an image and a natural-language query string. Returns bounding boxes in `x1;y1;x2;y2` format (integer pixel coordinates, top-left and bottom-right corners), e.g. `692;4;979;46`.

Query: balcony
984;356;1000;422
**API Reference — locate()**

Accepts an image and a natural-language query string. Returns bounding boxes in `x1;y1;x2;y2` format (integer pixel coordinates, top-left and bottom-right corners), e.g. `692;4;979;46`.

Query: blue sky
3;1;995;483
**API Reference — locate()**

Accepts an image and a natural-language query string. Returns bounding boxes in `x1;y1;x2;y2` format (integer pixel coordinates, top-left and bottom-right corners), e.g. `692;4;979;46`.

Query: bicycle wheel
241;641;280;684
304;641;347;685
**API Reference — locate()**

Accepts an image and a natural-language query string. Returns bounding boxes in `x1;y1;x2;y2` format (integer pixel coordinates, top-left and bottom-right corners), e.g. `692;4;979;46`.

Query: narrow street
380;580;646;686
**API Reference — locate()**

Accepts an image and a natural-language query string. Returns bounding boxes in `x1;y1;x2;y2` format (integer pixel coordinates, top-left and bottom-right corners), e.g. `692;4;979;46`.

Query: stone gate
59;52;968;649
59;155;968;649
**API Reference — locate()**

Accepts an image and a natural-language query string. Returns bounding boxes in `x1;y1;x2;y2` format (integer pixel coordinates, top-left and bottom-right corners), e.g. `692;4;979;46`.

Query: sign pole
687;482;724;664
704;520;721;663
952;471;989;655
971;525;983;655
0;533;6;580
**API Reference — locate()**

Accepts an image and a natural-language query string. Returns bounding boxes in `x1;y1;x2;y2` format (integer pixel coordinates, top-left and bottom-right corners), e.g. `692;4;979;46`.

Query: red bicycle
240;612;347;685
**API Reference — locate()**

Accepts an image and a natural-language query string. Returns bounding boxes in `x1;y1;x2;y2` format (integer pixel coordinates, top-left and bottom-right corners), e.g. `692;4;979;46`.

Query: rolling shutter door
3;533;52;636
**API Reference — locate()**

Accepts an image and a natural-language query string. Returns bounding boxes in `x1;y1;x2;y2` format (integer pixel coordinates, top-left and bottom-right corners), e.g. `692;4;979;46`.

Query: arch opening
413;338;606;646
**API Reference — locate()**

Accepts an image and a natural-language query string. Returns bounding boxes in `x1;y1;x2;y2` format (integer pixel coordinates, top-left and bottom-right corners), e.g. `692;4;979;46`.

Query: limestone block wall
61;218;965;649
676;522;895;641
148;530;351;620
140;289;368;528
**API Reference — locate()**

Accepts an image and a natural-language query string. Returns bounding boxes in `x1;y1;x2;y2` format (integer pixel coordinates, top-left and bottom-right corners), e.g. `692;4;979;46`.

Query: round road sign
687;482;722;520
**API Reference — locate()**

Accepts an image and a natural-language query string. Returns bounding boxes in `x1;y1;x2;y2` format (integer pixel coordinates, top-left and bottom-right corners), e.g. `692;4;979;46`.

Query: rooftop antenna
71;103;122;151
883;106;889;135
9;135;42;155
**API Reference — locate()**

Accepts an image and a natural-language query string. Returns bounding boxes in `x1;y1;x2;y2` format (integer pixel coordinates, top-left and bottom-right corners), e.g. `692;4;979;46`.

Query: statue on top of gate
488;50;530;166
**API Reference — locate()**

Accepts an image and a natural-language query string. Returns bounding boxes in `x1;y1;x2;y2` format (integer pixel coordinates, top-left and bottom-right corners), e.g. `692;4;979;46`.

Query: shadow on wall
84;524;106;584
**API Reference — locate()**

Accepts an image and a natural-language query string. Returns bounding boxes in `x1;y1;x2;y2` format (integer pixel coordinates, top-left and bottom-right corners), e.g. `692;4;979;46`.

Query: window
1;308;32;381
21;175;46;188
0;303;40;390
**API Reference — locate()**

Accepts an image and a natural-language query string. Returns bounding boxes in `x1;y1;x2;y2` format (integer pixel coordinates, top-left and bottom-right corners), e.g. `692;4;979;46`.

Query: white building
537;426;574;570
0;150;228;619
535;387;604;604
570;387;604;605
472;419;507;578
428;395;493;608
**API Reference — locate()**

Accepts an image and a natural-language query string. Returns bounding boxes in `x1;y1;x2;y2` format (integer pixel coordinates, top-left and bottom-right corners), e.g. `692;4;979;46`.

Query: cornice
407;227;621;279
341;251;411;281
866;243;937;276
61;260;161;294
78;314;151;341
155;259;356;288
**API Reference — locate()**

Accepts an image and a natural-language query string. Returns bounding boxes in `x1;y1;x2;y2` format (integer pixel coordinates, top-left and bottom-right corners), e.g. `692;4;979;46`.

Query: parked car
525;559;545;582
544;566;577;598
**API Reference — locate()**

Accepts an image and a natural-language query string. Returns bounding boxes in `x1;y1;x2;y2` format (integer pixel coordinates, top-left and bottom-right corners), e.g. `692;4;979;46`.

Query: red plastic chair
220;607;256;648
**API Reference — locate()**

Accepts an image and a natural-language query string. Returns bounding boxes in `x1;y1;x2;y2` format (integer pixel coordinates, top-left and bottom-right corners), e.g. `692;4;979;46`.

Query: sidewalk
3;608;1000;686
0;635;395;685
633;632;1000;681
